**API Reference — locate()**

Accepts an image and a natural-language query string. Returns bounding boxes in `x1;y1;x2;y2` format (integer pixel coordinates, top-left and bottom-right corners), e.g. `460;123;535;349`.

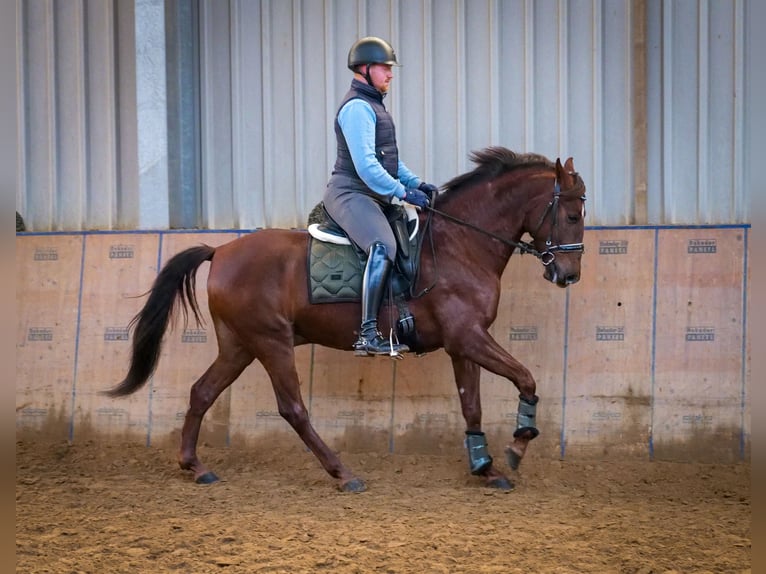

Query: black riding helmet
347;37;399;87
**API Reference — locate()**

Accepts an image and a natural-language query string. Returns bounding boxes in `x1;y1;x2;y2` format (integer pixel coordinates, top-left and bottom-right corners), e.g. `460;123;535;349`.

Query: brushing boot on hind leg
353;242;408;357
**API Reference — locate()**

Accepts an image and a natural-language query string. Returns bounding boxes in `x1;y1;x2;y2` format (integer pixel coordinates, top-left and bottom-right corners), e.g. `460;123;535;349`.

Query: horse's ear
556;158;575;187
564;157;575;173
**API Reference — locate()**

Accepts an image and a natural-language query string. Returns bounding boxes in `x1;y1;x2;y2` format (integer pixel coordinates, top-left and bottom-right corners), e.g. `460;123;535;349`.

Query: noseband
531;180;586;266
425;178;586;267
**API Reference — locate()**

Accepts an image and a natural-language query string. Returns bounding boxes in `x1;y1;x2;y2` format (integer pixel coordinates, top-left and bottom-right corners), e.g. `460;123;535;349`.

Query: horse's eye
567;213;580;224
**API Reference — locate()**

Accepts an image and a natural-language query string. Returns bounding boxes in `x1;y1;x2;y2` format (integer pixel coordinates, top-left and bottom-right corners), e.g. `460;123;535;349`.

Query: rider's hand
403;188;431;209
418;182;439;198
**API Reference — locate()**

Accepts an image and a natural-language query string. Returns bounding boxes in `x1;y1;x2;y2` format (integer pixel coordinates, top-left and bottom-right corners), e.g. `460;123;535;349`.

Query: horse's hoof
195;471;220;484
339;478;367;493
505;448;522;471
487;476;515;491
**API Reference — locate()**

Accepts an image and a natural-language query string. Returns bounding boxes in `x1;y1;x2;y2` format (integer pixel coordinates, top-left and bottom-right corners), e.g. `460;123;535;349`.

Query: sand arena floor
16;439;750;573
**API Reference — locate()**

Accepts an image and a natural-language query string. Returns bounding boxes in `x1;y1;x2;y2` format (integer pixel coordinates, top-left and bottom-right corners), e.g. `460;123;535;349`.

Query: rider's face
368;64;393;93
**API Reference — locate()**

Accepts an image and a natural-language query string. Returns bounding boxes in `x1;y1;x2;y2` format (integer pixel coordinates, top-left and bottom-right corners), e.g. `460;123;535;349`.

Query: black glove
403;188;430;209
418;182;439;198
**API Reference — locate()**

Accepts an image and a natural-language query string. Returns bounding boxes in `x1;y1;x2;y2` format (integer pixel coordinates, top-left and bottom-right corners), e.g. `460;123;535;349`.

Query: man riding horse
321;37;437;357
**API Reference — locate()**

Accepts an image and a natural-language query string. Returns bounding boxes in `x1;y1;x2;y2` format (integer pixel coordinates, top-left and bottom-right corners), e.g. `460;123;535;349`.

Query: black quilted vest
332;79;399;181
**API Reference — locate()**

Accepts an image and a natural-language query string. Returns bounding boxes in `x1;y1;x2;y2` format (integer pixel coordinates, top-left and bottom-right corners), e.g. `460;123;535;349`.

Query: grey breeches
322;188;397;259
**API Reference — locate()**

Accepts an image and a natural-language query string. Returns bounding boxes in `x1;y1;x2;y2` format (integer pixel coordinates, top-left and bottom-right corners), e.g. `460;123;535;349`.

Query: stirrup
353;330;408;359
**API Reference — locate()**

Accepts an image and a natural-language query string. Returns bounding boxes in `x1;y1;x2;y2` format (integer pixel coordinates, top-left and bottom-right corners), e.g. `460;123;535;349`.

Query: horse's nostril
566;274;580;285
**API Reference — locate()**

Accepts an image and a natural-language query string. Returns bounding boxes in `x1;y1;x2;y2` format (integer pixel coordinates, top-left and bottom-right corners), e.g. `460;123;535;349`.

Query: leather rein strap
409;178;585;299
426;179;586;264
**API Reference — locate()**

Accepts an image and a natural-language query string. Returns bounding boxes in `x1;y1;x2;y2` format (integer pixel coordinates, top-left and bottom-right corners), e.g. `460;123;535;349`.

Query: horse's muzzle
544;265;581;287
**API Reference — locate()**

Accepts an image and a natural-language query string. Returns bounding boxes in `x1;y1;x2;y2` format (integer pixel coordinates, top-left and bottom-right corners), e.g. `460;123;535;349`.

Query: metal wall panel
646;0;749;224
16;0;752;231
17;0;139;231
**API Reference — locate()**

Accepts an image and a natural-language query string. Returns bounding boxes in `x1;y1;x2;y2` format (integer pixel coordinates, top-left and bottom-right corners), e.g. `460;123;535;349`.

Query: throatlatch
464;431;493;475
513;394;540;439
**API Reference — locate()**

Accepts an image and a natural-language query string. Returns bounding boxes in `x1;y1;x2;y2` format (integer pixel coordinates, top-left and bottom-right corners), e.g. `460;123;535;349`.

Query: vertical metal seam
78;0;89;230
199;1;211;225
592;0;602;222
423;0;433;177
192;0;203;228
661;1;673;222
649;226;658;460
456;0;465;170
68;235;87;442
738;226;748;460
697;0;709;223
733;0;745;220
111;0;124;228
230;0;243;228
105;0;119;228
487;0;501;145
624;0;634;224
293;0;304;227
17;0;27;218
260;0;273;227
358;0;365;35
558;0;567;157
632;0;648;225
561;279;570;460
324;0;335;182
524;0;534;149
46;0;58;229
147;232;164;446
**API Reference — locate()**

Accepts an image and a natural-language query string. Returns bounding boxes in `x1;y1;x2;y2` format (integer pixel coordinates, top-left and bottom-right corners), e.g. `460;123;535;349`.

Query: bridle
424;177;586;266
528;179;587;265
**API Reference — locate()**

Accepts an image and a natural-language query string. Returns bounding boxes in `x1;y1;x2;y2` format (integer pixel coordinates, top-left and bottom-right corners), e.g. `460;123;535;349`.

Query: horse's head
526;157;586;287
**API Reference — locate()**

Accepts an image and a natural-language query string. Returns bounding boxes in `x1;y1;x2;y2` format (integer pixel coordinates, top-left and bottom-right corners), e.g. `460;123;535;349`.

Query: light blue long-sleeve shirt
338;98;421;200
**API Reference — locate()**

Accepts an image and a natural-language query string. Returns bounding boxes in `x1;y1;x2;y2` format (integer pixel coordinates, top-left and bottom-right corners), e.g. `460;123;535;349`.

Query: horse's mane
442;147;553;194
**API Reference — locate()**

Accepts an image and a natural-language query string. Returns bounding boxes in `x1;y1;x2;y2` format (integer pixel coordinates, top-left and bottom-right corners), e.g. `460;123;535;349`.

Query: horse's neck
433;170;555;273
432;183;527;275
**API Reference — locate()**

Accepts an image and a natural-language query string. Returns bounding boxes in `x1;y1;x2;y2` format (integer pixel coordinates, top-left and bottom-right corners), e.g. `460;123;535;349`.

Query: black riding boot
353;242;409;356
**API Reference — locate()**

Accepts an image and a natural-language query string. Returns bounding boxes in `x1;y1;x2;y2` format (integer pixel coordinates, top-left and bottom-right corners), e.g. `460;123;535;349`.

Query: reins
425;204;542;256
427;179;585;262
409;178;586;299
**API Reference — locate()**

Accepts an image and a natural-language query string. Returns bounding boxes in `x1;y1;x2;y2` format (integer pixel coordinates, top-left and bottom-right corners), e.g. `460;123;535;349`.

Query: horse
106;147;587;492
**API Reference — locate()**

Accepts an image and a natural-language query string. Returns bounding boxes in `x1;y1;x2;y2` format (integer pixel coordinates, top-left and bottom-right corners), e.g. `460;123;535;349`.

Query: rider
322;36;437;357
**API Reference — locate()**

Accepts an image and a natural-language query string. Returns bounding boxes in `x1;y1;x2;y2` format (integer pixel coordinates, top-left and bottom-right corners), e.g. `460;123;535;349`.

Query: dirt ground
16;439;750;574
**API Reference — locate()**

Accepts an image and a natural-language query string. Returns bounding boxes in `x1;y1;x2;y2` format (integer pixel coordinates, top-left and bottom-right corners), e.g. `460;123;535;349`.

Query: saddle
306;201;423;334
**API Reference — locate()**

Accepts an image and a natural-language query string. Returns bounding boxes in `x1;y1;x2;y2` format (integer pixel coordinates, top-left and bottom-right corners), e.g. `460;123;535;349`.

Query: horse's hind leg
451;357;514;491
259;345;366;493
178;346;253;483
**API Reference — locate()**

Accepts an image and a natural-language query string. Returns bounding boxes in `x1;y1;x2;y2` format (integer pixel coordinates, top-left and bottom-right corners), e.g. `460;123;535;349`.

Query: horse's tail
104;244;216;398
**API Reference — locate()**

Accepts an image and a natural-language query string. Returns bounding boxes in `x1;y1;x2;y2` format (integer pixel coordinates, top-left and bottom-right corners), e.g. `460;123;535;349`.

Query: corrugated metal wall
646;0;749;224
16;0;752;231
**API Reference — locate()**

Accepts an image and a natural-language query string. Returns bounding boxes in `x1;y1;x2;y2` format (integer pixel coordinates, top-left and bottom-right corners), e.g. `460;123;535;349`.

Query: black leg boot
353;242;409;356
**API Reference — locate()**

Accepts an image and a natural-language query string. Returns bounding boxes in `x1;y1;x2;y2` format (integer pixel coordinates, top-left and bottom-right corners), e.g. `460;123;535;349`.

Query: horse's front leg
450;327;541;473
451;356;513;490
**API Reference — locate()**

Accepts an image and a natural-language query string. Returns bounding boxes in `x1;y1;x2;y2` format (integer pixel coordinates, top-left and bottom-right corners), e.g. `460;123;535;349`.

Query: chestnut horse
106;148;587;492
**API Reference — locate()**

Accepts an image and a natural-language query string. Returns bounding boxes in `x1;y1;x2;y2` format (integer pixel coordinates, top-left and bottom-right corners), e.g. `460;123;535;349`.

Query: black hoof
340;478;367;493
195;471;220;484
487;477;515;491
505;448;522;471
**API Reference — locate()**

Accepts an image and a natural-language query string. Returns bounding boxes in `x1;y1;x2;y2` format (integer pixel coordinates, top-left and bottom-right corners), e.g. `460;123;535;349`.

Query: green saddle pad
307;238;364;304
